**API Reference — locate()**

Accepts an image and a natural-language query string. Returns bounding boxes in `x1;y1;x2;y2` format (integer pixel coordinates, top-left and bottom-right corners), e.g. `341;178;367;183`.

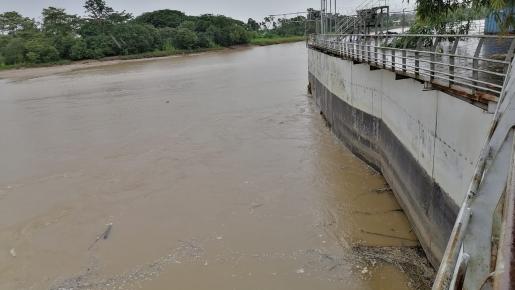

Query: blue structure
484;5;514;34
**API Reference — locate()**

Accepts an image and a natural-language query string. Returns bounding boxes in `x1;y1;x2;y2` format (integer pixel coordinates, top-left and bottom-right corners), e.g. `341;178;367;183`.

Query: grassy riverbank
0;39;305;72
0;47;228;71
250;36;306;46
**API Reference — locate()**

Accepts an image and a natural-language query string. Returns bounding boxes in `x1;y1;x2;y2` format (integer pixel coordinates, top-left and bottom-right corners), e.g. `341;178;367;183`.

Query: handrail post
367;36;371;64
345;35;349;58
472;38;485;96
430;36;441;83
361;35;365;62
504;38;515;74
340;36;343;56
356;35;360;61
382;36;386;69
402;37;408;74
390;37;396;72
449;36;460;86
374;36;379;66
415;38;422;77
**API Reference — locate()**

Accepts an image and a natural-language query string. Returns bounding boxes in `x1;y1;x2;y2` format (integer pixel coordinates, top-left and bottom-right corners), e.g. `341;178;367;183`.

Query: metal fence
308;34;515;101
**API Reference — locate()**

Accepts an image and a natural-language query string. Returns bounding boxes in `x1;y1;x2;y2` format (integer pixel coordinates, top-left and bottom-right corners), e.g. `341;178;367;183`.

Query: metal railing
433;56;515;290
335;16;360;33
355;0;388;11
308;33;515;100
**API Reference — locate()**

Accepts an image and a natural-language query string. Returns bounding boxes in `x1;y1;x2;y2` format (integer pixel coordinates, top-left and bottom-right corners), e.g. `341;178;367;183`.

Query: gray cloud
0;0;412;22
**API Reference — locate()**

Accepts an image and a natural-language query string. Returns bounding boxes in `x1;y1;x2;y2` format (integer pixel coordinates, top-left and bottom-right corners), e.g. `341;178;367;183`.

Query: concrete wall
308;48;493;267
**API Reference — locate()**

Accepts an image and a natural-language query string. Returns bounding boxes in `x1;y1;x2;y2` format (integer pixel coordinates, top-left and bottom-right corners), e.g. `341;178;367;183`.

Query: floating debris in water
10;248;16;257
249;202;264;214
51;238;207;290
51;238;434;290
374;187;392;193
360;229;418;242
88;223;113;250
102;223;113;240
352;246;435;289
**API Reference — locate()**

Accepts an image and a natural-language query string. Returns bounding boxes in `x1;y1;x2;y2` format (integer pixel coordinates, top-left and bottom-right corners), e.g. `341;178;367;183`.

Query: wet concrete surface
0;42;432;290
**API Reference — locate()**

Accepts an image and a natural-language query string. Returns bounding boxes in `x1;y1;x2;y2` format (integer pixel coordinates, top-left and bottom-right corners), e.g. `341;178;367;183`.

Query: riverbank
0;41;306;81
250;35;306;46
0;37;305;76
0;47;224;73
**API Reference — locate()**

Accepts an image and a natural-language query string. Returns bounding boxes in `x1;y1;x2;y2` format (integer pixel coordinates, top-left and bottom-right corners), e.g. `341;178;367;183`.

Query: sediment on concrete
308;48;493;268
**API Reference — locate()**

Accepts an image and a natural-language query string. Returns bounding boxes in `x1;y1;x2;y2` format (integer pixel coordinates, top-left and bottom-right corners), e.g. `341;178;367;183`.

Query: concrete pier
308;48;494;266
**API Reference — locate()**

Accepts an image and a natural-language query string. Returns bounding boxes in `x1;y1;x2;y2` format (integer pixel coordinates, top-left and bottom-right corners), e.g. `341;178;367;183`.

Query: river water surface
0;42;431;290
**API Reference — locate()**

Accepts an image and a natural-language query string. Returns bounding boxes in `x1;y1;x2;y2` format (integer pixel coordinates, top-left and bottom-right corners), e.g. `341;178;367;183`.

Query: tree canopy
413;0;514;30
0;0;307;67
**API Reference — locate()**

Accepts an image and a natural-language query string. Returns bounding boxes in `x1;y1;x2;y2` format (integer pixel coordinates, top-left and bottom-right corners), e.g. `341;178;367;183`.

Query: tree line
412;0;513;32
0;0;308;67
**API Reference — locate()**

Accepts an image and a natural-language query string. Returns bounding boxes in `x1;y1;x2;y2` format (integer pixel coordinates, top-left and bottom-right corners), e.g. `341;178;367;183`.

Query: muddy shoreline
0;41;305;81
0;47;234;81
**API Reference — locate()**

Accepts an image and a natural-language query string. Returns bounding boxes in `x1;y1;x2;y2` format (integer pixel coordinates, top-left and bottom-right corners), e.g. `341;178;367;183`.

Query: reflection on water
0;43;432;290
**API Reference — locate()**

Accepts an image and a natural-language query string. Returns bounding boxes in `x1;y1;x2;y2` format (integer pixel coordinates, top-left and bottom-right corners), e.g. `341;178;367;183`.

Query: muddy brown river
0;42;432;290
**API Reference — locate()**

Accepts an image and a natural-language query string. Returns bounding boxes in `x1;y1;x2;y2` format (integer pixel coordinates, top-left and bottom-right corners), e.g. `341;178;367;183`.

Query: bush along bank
0;0;309;69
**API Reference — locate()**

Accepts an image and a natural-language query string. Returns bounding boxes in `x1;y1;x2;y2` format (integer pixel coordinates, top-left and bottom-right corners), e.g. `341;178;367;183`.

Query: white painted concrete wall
308;49;493;206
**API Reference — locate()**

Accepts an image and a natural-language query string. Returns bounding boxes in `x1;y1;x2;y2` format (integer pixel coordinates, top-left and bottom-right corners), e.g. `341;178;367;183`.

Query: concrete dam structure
308;48;487;265
307;33;515;289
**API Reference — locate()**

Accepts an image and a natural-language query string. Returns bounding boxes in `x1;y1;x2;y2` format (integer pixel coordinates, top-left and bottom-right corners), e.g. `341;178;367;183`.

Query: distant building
484;5;514;34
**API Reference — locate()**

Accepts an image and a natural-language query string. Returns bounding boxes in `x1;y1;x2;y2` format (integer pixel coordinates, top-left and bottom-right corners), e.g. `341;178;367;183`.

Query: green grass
250;35;306;46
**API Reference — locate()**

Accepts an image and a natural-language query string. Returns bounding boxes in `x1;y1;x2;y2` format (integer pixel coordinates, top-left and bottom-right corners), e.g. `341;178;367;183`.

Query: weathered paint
308;48;494;267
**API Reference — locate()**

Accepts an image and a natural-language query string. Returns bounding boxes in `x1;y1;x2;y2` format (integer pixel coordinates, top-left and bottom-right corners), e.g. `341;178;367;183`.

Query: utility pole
321;0;326;34
402;8;406;33
320;0;338;34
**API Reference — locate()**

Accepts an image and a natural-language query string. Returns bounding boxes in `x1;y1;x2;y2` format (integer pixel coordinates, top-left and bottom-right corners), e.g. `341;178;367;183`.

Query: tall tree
84;0;114;21
413;0;514;28
247;18;260;31
42;7;78;35
84;0;130;23
135;10;186;28
0;12;36;35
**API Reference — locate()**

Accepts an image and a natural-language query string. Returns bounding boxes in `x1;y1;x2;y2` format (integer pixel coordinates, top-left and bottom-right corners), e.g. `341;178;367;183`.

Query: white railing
308;33;515;100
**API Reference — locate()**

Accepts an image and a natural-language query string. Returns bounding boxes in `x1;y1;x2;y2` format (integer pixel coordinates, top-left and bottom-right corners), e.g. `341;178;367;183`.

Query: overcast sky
0;0;412;22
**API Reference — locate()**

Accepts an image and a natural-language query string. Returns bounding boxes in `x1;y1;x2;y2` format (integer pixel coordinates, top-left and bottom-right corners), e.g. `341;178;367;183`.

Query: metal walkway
308;33;515;104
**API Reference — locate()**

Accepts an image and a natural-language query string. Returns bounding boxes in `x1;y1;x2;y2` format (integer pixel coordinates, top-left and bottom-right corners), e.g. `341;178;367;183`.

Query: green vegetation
0;0;308;69
411;0;512;33
250;35;305;46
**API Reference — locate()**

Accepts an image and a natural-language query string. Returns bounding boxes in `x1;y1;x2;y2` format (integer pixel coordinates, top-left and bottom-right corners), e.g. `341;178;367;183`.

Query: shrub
24;38;59;63
0;54;6;66
2;38;25;64
197;32;215;48
173;28;198;49
53;34;77;59
70;38;91;60
110;23;159;54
